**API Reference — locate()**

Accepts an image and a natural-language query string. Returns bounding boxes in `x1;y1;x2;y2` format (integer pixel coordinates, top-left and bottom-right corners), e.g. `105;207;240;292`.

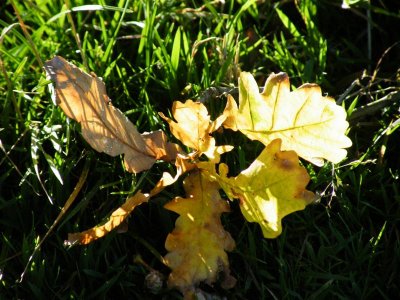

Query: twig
349;91;400;121
199;84;400;123
199;86;264;103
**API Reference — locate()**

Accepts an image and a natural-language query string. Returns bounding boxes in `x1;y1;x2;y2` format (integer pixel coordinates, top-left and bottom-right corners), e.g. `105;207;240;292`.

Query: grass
1;0;400;298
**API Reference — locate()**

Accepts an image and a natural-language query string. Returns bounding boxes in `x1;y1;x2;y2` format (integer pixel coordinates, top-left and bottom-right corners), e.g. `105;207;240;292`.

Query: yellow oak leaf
201;139;316;238
164;171;236;297
66;192;149;245
223;72;352;166
159;100;232;160
44;56;178;173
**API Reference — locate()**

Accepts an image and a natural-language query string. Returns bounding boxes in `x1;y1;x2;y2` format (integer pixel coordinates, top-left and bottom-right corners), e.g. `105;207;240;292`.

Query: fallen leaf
201;139;316;238
223;72;352;165
65;155;193;246
164;171;236;297
66;192;149;245
44;56;178;173
159;100;232;160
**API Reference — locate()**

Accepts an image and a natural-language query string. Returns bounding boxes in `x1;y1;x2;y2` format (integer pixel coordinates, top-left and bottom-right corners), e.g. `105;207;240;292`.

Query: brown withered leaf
65;157;194;246
65;192;149;245
44;56;178;173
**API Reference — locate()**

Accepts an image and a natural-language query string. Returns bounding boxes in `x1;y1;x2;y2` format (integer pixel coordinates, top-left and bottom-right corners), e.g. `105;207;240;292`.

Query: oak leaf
201;139;316;238
159;100;232;160
44;56;178;173
164;171;236;297
223;72;352;165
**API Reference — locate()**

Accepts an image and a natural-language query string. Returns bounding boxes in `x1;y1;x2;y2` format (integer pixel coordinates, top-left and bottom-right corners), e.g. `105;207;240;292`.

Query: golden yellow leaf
66;192;149;245
164;171;236;296
223;72;352;165
44;56;178;173
201;139;316;238
159;100;232;160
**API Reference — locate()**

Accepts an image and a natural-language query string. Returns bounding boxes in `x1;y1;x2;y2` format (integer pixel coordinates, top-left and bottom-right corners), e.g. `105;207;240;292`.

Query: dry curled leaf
44;56;178;173
66;192;149;245
223;72;352;166
164;171;236;297
65;157;193;246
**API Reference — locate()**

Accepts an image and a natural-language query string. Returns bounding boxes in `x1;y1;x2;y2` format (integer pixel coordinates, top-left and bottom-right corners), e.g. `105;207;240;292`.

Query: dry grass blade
19;160;90;282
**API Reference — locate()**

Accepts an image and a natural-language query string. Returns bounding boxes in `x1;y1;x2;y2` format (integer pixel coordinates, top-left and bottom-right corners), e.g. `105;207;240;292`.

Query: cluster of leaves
44;55;351;298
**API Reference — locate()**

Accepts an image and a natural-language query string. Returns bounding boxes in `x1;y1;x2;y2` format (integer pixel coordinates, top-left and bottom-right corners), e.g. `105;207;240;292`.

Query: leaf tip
262;72;289;93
